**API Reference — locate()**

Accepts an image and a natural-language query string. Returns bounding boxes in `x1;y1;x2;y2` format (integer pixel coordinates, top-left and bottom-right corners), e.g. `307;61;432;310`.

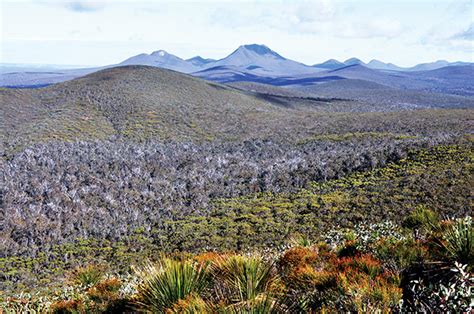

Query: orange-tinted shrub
279;246;319;270
289;265;338;290
193;252;229;265
50;300;85;314
337;254;382;279
87;277;122;300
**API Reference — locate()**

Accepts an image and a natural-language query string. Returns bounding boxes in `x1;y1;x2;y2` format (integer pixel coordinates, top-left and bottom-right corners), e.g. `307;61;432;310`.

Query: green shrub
70;264;106;287
211;254;281;306
402;206;439;235
288;234;313;248
134;258;209;312
439;216;473;266
375;238;428;270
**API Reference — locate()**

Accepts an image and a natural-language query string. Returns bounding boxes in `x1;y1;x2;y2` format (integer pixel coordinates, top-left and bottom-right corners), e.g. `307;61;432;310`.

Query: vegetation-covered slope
1;144;472;313
2;65;473;155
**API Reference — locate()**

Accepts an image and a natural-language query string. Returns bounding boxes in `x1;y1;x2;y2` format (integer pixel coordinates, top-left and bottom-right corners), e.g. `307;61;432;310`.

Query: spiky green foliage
402;206;440;234
440;216;473;266
134;258;209;313
70;264;105;287
211;254;281;309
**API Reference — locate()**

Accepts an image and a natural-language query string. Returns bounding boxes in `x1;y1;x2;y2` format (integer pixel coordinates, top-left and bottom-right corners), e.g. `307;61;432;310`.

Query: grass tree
134;258;210;313
211;254;284;312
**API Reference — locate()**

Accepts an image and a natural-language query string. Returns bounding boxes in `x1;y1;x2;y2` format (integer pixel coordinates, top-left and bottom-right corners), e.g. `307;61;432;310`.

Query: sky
1;0;473;67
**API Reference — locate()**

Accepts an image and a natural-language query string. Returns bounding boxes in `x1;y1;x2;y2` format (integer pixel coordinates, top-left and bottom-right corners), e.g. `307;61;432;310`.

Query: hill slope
3;65;472;155
1;65;285;152
297;79;474;109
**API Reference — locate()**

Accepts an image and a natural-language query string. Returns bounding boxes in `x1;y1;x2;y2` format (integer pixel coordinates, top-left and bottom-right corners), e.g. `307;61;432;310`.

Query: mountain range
119;44;472;74
1;44;472;98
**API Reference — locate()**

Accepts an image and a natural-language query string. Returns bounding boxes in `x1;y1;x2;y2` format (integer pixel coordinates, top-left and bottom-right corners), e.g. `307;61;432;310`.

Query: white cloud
451;23;474;40
65;1;106;12
1;0;473;66
336;19;403;39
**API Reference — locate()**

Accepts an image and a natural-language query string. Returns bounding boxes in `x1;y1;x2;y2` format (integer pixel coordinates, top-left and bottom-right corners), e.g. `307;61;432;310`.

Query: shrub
70;264;106;287
288;234;313;247
166;294;210;313
193;251;228;265
407;262;473;312
279;246;319;270
0;295;52;313
337;269;402;312
439;216;473;266
374;237;427;270
86;277;128;312
211;254;281;305
290;266;338;290
402;206;439;236
350;255;382;279
50;299;85;313
134;258;209;312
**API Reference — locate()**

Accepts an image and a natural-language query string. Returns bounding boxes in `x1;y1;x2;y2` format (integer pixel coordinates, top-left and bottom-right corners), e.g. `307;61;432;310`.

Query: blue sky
1;0;473;66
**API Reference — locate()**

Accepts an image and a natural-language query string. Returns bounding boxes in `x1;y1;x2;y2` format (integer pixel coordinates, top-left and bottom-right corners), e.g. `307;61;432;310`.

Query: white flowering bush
324;220;405;249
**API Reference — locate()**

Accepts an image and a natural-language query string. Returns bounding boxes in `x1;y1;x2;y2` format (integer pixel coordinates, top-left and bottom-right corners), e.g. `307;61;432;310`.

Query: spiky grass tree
403;216;473;310
134;258;210;313
440;216;473;267
211;254;284;312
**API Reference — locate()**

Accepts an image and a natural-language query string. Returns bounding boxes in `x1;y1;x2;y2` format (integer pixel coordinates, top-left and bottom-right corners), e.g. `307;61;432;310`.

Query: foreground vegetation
1;141;472;310
1;213;472;312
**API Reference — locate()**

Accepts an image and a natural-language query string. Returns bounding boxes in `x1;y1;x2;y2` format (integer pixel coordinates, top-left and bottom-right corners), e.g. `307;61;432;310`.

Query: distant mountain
417;64;474;77
409;60;451;72
313;59;345;70
206;44;316;76
344;58;365;66
186;56;216;67
0;67;102;88
362;59;472;72
0;63;90;74
408;60;473;72
366;60;405;71
298;78;474;109
120;50;199;73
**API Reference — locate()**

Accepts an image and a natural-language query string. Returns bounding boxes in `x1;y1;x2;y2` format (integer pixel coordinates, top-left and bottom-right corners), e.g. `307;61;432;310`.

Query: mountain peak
151;50;168;57
344;57;365;65
313;59;345;69
119;49;198;73
186;56;216;66
237;44;285;59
